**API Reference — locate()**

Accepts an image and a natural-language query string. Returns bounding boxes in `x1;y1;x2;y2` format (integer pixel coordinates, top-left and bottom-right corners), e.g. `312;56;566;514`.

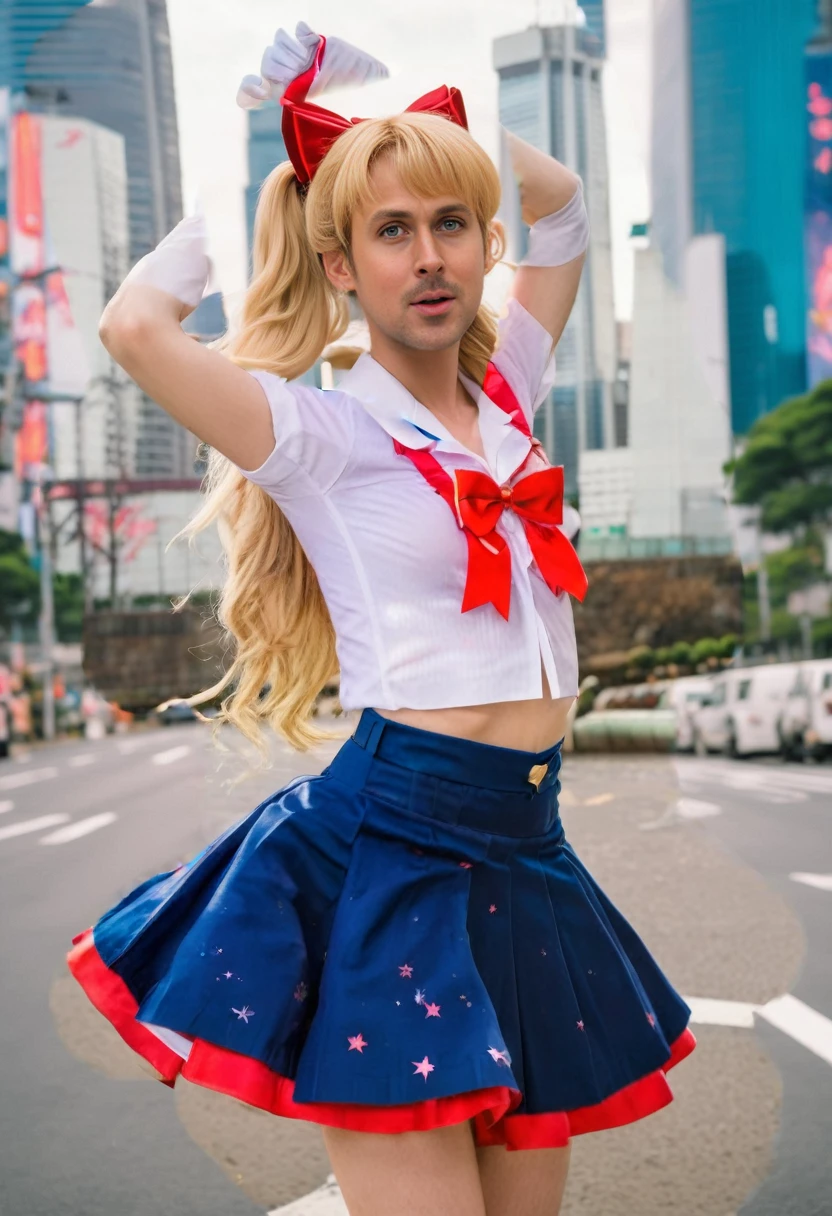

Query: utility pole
35;470;56;741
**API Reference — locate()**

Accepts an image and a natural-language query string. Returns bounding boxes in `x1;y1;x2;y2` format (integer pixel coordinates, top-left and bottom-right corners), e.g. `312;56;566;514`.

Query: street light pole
35;471;56;741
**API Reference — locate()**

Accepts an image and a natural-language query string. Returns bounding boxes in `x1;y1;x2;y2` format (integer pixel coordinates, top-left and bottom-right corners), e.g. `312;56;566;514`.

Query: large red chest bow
393;364;589;621
452;465;587;619
281;36;468;184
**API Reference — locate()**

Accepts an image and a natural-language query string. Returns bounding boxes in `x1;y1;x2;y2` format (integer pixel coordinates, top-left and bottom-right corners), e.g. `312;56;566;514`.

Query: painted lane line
270;1177;347;1216
675;797;722;819
118;735;165;755
757;994;832;1068
583;793;615;806
0;814;69;842
683;995;759;1028
0;800;14;815
40;812;117;845
68;754;96;768
790;872;832;891
152;745;191;766
0;766;58;792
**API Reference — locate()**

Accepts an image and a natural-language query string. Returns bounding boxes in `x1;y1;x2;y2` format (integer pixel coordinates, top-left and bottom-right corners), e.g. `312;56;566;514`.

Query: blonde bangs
308;112;502;249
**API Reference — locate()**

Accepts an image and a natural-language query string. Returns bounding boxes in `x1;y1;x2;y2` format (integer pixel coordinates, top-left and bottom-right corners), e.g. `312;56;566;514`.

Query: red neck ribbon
280;36;469;184
393;363;588;621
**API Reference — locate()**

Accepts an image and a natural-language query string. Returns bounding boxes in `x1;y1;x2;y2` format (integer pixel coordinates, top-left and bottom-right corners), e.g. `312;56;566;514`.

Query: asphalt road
0;726;829;1215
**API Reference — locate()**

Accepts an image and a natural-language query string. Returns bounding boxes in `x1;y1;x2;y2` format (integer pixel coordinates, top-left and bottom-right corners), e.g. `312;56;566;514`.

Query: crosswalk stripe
0;800;14;815
790;872;832;891
683;995;758;1027
757;994;832;1068
0;814;69;842
0;766;58;792
40;813;117;845
152;745;191;766
68;755;96;768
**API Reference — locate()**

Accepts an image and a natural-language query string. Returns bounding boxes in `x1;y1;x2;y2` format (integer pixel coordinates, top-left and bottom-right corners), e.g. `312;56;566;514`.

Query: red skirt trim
68;929;696;1150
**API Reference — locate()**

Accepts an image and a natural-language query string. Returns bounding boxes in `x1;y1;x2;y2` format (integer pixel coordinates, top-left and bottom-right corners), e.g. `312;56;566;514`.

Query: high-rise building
21;0;182;263
493;17;616;497
245;102;288;265
651;0;816;434
13;0;193;476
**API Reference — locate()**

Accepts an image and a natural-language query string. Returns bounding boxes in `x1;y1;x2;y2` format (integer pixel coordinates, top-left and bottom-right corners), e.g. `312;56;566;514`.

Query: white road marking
675;797;722;819
757;994;832;1068
117;735;164;755
68;754;96;768
270;1177;347;1216
683;995;758;1028
0;814;69;842
583;793;615;806
0;766;58;792
152;745;191;766
676;758;832;798
790;872;832;891
40;812;118;845
0;800;14;815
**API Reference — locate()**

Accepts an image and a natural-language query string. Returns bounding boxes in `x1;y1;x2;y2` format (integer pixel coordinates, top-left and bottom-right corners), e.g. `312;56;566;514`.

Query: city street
0;726;830;1215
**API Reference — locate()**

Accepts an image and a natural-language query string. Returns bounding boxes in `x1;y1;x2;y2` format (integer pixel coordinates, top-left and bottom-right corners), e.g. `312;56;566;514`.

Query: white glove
121;211;210;309
236;21;388;110
521;186;590;268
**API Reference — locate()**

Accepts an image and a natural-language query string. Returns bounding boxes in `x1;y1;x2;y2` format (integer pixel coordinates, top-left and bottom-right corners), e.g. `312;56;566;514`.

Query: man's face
323;156;491;354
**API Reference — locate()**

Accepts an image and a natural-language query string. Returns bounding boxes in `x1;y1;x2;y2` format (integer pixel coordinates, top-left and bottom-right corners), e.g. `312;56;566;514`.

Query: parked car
154;698;218;725
691;663;798;757
777;659;832;762
572;682;677;752
0;697;11;760
665;675;715;752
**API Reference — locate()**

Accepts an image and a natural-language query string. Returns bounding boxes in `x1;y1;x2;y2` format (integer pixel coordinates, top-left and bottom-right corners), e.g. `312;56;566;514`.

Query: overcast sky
166;0;652;319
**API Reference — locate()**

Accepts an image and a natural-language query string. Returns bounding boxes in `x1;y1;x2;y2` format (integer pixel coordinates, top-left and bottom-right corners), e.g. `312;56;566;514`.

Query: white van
692;664;799;757
777;659;832;761
666;676;715;752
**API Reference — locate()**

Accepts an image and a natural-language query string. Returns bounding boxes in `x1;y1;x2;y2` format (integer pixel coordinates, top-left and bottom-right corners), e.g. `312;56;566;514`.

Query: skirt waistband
325;709;564;840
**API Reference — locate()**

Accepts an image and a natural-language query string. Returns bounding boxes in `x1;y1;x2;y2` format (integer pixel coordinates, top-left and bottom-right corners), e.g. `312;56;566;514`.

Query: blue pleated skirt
69;708;696;1150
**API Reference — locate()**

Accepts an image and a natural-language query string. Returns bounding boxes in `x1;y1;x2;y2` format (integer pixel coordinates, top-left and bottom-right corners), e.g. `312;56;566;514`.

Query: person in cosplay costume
67;22;696;1214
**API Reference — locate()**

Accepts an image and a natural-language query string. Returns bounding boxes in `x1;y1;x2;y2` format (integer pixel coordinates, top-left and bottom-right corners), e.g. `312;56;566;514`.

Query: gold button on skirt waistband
527;762;548;790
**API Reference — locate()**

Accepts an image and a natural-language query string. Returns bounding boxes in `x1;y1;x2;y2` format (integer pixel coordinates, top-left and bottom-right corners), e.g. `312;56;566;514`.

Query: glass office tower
494;18;616;497
245;103;288;264
652;0;816;434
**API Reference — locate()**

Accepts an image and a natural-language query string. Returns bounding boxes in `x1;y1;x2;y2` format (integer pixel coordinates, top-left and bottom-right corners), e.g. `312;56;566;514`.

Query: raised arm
503;130;587;347
99;216;276;473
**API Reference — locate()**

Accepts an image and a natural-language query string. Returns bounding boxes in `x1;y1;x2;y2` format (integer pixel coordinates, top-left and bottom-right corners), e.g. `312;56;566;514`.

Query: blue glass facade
580;2;606;56
246;102;288;264
0;0;89;89
689;0;815;432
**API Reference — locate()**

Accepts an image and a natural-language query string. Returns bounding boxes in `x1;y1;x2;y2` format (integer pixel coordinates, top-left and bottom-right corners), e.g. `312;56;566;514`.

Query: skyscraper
245;102;287;264
493;16;616;496
17;0;191;476
21;0;182;264
651;0;816;434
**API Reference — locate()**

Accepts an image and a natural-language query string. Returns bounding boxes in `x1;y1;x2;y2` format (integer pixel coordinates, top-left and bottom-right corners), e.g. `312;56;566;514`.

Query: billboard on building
805;52;832;387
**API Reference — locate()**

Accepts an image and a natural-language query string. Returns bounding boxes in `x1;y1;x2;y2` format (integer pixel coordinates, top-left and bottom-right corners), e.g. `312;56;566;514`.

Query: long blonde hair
179;111;505;755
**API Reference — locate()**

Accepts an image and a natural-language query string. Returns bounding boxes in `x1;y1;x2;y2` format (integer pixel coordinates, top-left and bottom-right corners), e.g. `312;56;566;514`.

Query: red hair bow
281;36;468;184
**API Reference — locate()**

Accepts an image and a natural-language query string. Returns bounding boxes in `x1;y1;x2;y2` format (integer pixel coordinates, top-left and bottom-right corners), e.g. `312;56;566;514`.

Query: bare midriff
373;662;574;753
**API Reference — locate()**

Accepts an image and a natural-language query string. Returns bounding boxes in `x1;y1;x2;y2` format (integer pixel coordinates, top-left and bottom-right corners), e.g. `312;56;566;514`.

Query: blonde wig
178;111;506;756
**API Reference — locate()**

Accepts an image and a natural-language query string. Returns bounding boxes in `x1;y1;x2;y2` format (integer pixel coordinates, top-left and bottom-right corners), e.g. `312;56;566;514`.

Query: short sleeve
232;370;356;499
490;298;556;421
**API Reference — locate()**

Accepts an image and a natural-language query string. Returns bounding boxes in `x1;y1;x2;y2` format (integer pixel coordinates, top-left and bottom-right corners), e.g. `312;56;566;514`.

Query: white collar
336;351;532;484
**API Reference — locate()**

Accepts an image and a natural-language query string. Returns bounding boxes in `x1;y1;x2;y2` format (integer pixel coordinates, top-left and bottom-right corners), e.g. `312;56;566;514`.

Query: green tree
0;529;39;633
726;383;832;533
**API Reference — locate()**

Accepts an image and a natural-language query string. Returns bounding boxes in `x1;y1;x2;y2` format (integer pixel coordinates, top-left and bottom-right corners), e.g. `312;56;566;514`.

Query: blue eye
381;224;404;238
441;218;464;231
